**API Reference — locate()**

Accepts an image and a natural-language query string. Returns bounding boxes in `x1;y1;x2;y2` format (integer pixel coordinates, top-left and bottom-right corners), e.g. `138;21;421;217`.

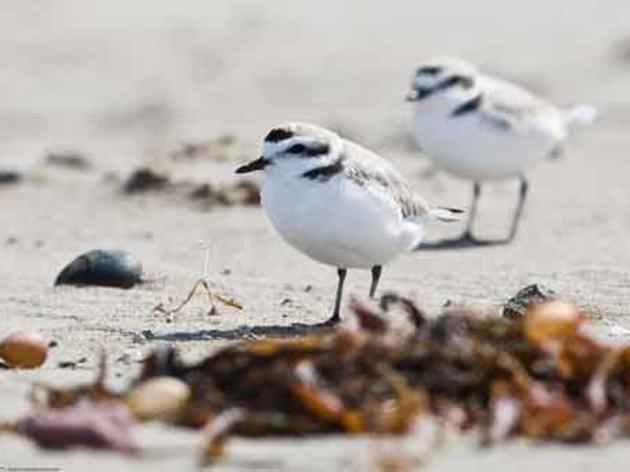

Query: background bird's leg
369;265;382;298
506;176;529;242
325;268;347;325
461;181;481;241
417;181;487;249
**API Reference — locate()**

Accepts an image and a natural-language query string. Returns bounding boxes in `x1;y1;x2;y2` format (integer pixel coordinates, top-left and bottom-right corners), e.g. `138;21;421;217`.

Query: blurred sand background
1;0;630;470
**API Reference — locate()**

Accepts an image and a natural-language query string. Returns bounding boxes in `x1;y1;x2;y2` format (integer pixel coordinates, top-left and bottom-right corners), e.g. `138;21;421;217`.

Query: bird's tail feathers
564;104;598;126
430;207;464;222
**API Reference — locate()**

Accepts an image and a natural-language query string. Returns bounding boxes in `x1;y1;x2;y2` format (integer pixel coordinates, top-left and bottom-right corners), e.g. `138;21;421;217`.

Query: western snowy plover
236;122;461;325
407;57;596;246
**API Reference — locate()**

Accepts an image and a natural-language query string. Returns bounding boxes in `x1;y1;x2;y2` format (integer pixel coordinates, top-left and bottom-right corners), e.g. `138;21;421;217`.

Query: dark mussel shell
55;249;142;289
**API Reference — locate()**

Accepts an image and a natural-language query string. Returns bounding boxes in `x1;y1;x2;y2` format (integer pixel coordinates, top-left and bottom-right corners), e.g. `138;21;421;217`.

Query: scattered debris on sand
6;288;630;463
119;132;260;206
55;249;143;289
45;150;92;170
169;134;251;163
122;164;260;208
0;353;136;453
153;278;243;322
123;167;171;194
189;180;260;207
12;400;138;454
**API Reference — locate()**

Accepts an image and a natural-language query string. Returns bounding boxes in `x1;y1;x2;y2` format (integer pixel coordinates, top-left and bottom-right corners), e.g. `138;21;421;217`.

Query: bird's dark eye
287;143;306;154
446;75;474;88
416;66;442;76
442;76;461;87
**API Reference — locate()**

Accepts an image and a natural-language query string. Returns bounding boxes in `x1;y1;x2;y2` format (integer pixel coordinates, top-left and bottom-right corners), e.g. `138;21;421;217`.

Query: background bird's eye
443;76;462;87
437;75;474;91
287;143;306;153
417;66;442;76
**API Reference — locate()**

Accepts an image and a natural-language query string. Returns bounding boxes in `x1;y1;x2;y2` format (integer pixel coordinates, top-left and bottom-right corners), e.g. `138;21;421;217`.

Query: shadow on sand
145;322;334;342
417;236;511;251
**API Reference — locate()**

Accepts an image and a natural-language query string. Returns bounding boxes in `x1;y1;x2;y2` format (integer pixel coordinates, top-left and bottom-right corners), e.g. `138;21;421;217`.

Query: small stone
503;284;557;320
116;353;132;364
58;357;87;368
142;330;155;341
0;332;48;368
524;301;582;344
126;376;191;420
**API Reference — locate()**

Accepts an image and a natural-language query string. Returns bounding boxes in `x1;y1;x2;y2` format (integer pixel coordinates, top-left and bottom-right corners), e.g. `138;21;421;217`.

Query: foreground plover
236;123;461;325
407;57;596;246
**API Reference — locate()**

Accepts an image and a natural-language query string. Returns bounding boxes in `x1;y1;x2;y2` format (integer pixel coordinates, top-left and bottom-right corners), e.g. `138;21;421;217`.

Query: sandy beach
1;0;630;470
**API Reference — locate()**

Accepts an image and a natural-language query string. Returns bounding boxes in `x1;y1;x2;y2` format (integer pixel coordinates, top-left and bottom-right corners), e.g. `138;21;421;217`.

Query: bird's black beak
405;88;431;102
235;157;269;174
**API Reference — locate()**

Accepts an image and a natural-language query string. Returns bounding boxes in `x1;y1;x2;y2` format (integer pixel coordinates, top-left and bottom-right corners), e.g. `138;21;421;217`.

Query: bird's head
406;57;478;107
236;122;344;179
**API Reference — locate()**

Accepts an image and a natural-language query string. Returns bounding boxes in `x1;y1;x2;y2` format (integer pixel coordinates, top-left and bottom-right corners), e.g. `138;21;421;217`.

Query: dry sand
1;0;630;470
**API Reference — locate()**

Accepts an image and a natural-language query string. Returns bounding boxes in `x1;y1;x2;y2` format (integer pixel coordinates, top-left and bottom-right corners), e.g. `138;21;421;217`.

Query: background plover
407;57;597;246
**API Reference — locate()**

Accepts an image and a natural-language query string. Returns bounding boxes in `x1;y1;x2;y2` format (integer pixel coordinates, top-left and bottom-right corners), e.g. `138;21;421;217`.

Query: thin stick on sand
154;243;242;322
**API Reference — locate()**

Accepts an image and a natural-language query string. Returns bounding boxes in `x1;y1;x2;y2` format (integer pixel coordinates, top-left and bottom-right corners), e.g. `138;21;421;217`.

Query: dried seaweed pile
5;294;630;458
150;296;630;452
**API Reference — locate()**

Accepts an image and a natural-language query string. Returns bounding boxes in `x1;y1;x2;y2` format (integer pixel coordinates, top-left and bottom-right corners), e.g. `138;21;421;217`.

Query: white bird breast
413;106;567;180
261;172;424;269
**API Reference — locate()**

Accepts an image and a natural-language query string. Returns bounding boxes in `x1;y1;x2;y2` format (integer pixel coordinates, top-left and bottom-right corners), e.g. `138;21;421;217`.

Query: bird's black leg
506;175;529;242
460;181;481;242
369;265;382;298
324;268;347;325
421;178;527;250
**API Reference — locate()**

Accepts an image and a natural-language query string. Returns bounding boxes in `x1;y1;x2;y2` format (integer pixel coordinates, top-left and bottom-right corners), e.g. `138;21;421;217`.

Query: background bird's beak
235;157;269;174
405;89;420;102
